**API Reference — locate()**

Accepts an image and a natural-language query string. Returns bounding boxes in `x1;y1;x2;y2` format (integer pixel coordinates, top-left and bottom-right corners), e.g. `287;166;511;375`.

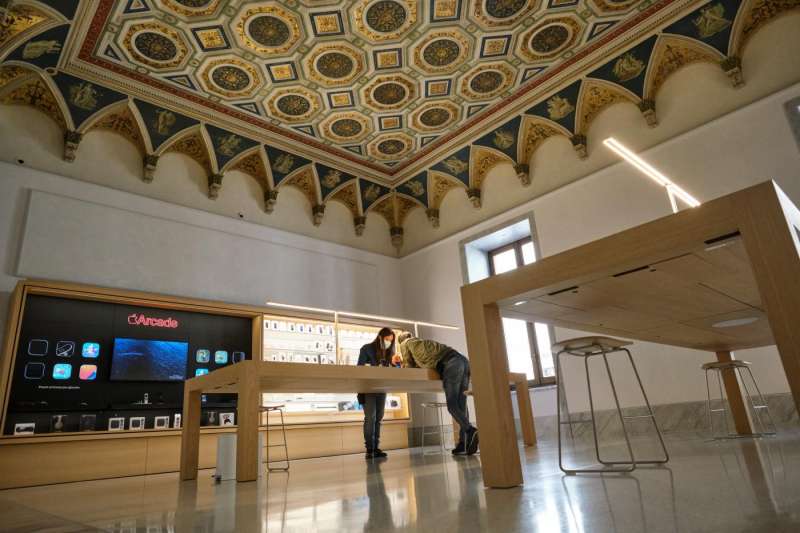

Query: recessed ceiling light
712;317;759;328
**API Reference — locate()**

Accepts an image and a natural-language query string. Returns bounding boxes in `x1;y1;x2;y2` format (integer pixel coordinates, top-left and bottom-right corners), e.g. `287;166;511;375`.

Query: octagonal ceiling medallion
361;74;416;111
353;0;418;42
471;0;538;29
320;112;372;143
368;132;414;160
158;0;223;18
412;29;472;74
120;21;190;70
518;15;584;63
304;42;366;88
233;4;303;57
198;55;262;99
409;101;461;132
459;62;515;100
266;86;321;123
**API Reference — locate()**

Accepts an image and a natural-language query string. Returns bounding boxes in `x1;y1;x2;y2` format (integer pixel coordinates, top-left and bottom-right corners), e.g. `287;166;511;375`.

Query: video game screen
110;338;188;382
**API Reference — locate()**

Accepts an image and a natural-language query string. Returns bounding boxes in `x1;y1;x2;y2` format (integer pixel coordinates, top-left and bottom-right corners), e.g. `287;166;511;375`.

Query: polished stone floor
2;430;800;532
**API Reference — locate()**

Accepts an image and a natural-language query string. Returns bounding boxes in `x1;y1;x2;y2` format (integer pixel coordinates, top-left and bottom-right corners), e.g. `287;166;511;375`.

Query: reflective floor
2;430;800;532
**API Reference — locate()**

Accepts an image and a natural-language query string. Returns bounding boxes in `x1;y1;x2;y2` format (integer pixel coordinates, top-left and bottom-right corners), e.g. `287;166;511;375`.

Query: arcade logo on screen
127;313;179;329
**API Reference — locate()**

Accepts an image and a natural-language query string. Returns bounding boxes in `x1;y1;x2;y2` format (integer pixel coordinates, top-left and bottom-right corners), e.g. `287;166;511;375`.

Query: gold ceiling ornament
361;74;416;111
370;194;397;227
575;80;636;137
588;0;640;15
470;146;509;190
734;0;800;57
459;62;515;101
234;4;302;56
367;132;414;160
231;151;270;189
198;56;262;99
329;180;361;218
429;171;463;210
412;29;471;74
644;36;723;101
0;65;31;91
85;105;146;154
163;130;213;176
408;100;460;132
121;21;189;70
281;165;319;207
0;4;49;48
471;0;537;29
519;117;565;163
304;42;366;87
518;16;583;63
266;85;321;123
0;76;66;129
320;111;372;143
158;0;223;18
353;0;418;42
396;195;419;226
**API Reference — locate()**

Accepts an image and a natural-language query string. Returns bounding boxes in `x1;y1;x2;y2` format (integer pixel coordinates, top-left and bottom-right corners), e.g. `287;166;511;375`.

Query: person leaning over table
357;327;396;459
392;333;478;455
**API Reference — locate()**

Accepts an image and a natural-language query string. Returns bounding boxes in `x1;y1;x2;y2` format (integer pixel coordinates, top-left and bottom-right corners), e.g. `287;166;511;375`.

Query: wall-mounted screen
110;338;188;382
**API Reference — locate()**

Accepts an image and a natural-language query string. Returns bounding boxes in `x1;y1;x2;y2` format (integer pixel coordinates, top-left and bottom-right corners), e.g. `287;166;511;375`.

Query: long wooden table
179;360;536;483
462;181;800;488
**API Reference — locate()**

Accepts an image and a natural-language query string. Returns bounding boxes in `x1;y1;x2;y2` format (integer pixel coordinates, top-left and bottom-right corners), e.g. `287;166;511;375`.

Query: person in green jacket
393;333;478;455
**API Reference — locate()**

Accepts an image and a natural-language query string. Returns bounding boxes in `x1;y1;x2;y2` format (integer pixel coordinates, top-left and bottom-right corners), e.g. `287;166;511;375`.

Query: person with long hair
357;327;396;459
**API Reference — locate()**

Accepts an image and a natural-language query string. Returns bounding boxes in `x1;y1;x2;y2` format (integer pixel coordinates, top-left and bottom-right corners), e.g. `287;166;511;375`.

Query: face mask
383;339;393;350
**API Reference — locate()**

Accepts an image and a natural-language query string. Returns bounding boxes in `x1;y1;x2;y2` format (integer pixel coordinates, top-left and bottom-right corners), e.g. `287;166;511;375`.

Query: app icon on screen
79;364;97;381
214;350;228;364
27;339;48;356
53;363;72;380
82;342;100;358
24;362;46;379
195;368;209;376
232;351;246;363
56;341;75;357
196;349;210;363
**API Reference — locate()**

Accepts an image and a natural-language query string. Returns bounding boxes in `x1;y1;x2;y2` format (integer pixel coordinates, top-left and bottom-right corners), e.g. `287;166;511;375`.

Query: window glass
492;248;518;274
534;322;555;377
521;241;536;265
502;318;535;380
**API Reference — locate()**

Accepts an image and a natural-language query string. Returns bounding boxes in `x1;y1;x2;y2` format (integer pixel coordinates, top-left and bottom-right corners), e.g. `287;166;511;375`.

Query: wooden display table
462;181;800;488
179;360;537;482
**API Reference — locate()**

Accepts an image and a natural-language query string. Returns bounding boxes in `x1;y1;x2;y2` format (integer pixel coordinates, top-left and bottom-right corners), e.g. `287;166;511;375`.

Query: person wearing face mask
357;327;396;459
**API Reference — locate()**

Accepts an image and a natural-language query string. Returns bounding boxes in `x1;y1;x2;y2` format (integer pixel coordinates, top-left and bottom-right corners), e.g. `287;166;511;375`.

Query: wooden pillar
716;351;753;435
236;362;260;482
179;386;202;481
735;182;800;417
461;286;522;488
512;374;537;446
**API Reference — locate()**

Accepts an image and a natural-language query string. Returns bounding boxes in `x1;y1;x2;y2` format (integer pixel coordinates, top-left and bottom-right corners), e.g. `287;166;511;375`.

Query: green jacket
399;337;448;369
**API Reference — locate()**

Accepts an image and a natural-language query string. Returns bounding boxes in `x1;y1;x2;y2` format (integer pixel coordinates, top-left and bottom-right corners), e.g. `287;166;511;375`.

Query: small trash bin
214;432;265;481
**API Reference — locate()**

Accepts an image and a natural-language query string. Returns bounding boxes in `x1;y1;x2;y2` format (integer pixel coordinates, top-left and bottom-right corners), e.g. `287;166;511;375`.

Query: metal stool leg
266;408;289;472
739;367;777;436
594;351;636;471
437;404;445;454
716;369;732;438
619;348;669;464
705;368;716;437
421;405;428;453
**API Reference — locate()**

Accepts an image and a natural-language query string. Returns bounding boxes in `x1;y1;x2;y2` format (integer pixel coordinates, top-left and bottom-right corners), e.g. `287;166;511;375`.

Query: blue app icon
82;342;100;358
214;350;228;364
196;349;210;363
53;363;72;380
195;368;209;377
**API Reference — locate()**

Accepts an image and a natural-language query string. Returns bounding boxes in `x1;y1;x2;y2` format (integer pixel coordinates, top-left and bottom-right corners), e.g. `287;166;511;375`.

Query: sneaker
451;442;466;455
466;429;479;455
373;449;388;458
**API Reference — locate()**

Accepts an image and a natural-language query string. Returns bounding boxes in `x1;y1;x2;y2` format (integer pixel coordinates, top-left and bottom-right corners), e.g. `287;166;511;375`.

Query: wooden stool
553;336;669;474
260;405;289;472
702;360;776;439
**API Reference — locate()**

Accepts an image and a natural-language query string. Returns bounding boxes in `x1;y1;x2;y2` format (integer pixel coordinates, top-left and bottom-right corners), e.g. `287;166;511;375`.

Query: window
489;237;556;386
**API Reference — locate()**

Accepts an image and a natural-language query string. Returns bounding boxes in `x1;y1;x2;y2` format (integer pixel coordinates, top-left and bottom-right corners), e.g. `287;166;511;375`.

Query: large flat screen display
110;338;188;382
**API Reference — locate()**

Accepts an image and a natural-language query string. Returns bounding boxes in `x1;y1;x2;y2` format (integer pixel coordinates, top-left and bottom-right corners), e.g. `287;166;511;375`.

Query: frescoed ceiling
1;0;799;253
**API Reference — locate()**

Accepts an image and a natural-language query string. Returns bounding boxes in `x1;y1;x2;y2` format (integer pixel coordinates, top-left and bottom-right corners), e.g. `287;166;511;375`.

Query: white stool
702;360;777;439
554;336;669;474
261;405;290;472
420;402;449;455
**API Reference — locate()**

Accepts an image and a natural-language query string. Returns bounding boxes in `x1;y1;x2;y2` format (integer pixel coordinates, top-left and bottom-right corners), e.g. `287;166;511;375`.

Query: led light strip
603;137;701;209
265;301;459;330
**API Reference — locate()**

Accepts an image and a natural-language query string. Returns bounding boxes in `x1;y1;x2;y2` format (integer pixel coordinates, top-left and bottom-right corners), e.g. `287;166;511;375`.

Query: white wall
400;82;800;418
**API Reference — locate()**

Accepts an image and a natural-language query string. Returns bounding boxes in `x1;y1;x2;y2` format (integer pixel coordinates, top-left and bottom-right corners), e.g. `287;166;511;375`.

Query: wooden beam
461;286;522;488
510;373;537;446
716;351;753;435
179;387;202;481
235;363;260;482
0;284;25;432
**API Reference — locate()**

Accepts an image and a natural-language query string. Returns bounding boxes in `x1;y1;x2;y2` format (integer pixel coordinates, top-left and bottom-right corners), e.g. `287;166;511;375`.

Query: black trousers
362;393;386;450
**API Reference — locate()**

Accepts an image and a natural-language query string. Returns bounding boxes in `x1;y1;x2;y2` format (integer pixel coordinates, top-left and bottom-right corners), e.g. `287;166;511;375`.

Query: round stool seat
702;360;751;371
551;336;633;356
260;404;285;411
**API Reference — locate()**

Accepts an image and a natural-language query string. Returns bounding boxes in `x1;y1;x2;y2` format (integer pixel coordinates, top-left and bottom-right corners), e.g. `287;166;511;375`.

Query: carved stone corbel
354;215;366;236
721;56;744;88
390;226;404;251
426;208;440;228
467;188;482;208
312;204;325;226
264;189;279;213
638;99;657;127
143;154;158;183
208;173;223;199
63;130;82;162
570;134;587;159
514;163;531;186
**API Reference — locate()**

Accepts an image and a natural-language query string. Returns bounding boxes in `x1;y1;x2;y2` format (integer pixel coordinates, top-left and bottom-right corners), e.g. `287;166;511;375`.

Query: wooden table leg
716;351;753;435
461;288;523;488
179;386;202;481
236;367;260;482
514;377;537;446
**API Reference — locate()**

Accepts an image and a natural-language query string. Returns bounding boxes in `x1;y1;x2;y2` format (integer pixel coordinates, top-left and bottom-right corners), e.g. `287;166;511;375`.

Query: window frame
488;236;531;276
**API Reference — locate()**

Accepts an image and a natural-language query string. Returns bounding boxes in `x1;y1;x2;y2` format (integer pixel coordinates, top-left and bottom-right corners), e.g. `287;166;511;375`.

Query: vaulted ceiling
1;0;798;253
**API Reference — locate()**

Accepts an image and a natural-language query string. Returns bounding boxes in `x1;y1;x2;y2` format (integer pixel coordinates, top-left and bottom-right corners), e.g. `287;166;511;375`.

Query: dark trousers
437;350;474;444
363;393;386;450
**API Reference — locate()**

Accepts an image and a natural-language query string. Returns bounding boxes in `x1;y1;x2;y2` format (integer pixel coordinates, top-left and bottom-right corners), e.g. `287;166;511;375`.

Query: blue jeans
437;350;474;444
363;393;386;450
